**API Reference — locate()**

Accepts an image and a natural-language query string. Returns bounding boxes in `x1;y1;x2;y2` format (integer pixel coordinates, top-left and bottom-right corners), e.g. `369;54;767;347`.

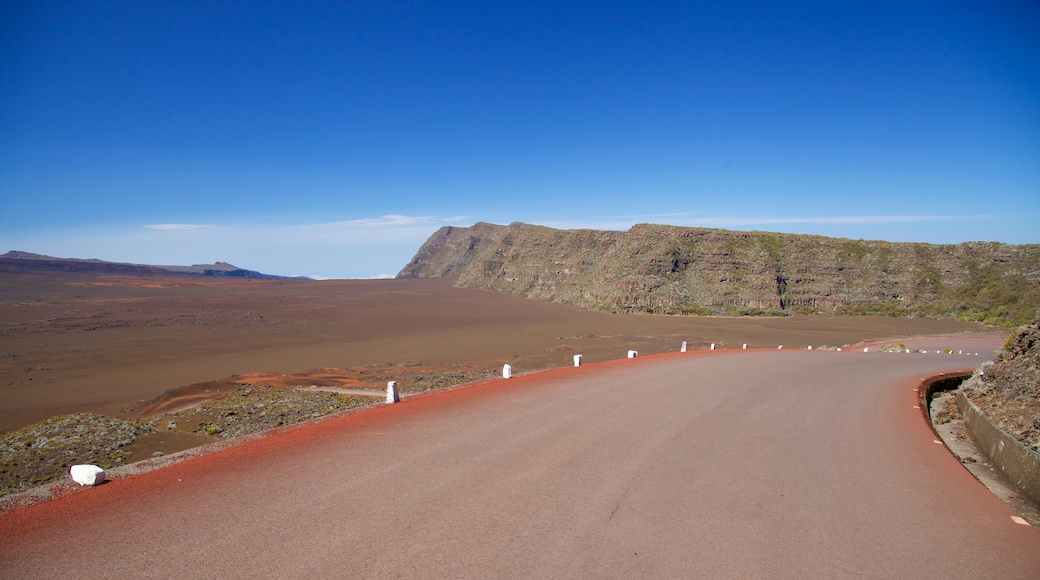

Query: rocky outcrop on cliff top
398;222;1040;326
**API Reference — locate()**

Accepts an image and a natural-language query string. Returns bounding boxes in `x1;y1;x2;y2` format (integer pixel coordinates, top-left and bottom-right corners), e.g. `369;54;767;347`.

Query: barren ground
0;272;1004;495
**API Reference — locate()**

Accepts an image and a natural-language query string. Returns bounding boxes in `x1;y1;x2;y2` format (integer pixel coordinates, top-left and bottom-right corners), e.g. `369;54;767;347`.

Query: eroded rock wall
399;222;1040;325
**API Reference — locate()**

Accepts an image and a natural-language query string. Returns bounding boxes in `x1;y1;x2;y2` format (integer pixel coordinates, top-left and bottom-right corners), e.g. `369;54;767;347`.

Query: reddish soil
3;343;1038;578
0;271;1003;433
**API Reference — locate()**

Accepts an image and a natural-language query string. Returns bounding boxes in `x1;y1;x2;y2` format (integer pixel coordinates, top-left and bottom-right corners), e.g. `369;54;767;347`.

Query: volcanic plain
1;271;1001;438
2;272;1006;432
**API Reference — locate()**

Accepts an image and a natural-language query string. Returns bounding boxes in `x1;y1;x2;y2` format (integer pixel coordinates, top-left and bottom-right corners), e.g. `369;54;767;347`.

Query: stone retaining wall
957;392;1040;506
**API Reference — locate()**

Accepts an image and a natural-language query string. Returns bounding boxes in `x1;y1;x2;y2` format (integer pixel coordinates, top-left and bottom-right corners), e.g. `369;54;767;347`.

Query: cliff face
398;222;1040;326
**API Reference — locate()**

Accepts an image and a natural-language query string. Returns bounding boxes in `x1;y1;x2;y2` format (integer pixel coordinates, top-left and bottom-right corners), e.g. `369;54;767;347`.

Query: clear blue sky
2;1;1038;278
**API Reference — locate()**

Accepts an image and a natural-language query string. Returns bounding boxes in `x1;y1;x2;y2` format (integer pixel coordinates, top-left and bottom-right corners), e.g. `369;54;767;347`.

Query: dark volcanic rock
399;222;1040;326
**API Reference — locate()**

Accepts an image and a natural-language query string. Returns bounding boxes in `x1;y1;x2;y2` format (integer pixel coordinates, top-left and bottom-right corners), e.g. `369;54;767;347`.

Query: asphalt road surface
2;336;1038;578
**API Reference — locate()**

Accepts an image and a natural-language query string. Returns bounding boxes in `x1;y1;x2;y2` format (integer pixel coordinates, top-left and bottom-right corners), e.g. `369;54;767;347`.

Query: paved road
2;336;1038;578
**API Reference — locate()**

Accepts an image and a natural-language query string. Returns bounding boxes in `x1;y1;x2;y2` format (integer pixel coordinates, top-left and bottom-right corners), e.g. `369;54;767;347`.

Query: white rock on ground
70;464;105;486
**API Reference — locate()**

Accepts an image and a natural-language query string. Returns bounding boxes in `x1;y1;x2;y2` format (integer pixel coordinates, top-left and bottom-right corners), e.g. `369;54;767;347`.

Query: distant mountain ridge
398;222;1040;326
0;251;306;280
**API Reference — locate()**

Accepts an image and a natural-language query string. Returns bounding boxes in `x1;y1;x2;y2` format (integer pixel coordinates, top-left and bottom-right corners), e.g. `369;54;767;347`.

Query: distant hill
398;222;1040;326
0;251;307;280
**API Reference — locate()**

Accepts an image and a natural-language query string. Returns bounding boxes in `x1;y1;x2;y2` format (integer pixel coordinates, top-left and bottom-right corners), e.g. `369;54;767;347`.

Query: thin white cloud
0;214;463;279
142;215;467;235
538;213;990;231
693;214;990;226
599;213;988;226
329;214;436;228
145;223;207;231
271;215;453;246
0;211;1019;280
298;214;471;230
106;217;444;278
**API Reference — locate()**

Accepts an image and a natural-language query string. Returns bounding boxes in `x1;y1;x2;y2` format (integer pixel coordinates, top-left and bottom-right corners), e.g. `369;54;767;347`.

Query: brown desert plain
0;270;1004;440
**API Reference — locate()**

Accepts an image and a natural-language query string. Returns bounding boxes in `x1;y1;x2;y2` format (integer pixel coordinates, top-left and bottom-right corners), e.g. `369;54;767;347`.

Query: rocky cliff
398;222;1040;326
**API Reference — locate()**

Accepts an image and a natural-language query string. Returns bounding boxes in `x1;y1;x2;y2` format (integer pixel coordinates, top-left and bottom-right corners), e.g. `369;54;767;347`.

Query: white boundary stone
70;464;105;486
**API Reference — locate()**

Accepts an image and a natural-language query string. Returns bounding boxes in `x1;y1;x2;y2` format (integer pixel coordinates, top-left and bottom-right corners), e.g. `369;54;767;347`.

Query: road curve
2;336;1038;578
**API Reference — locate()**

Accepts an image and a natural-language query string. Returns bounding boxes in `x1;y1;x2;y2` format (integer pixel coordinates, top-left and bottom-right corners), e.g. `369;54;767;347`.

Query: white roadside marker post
710;343;716;350
574;354;582;367
386;381;399;404
681;341;688;353
502;364;512;379
628;350;638;358
743;343;748;350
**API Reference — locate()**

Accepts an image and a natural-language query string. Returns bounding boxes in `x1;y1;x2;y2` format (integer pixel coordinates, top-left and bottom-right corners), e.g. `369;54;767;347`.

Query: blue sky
2;1;1038;278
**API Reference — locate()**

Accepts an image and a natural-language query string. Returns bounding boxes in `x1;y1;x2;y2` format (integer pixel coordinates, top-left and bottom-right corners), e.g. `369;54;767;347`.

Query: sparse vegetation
836;300;907;318
0;368;494;499
836;239;869;264
401;222;1039;327
675;303;714;316
0;413;154;497
947;269;1040;327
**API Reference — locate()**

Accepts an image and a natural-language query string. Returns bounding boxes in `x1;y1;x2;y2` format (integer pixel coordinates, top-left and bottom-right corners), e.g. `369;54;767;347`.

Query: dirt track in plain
2;336;1038;578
